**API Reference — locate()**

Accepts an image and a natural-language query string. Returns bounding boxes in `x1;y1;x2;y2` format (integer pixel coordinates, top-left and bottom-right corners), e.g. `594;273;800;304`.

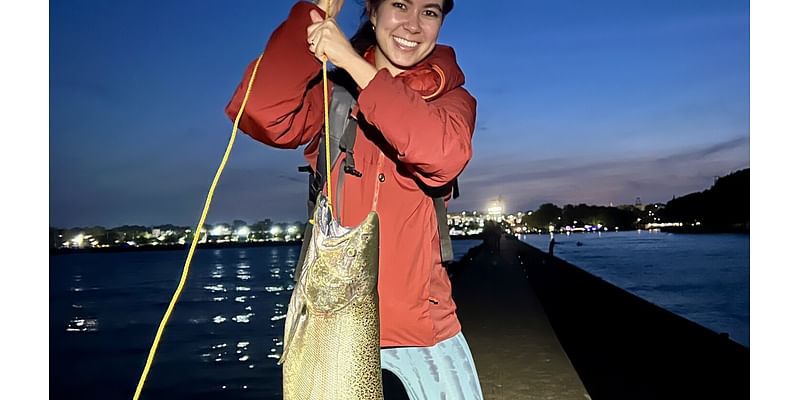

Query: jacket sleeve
356;69;476;188
225;1;324;149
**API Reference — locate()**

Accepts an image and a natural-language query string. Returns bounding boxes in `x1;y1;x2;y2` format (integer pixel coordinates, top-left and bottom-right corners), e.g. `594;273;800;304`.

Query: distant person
548;237;555;256
224;0;482;398
483;220;501;253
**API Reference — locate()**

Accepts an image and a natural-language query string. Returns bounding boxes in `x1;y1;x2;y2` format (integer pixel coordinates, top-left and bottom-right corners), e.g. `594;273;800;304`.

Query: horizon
50;0;749;227
49;166;748;230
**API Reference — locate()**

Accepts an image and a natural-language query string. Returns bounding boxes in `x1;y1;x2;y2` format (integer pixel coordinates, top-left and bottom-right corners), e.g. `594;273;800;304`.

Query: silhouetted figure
548;238;556;256
482;220;502;254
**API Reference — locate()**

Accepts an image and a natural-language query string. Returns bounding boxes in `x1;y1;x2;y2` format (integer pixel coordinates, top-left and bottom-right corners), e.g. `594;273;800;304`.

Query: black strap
297;82;461;272
296;83;358;280
335;113;358;219
315;84;359;196
434;197;454;263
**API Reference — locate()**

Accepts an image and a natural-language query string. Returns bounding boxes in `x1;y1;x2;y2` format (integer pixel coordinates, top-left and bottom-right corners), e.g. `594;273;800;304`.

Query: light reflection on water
47;240;506;398
51;246;308;399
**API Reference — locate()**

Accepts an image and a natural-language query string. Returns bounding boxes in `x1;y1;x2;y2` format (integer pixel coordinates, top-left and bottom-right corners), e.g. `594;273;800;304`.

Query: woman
225;1;482;397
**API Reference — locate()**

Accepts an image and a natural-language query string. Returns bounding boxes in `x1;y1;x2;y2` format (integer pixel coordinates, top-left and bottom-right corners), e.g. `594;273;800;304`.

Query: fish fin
278;297;307;365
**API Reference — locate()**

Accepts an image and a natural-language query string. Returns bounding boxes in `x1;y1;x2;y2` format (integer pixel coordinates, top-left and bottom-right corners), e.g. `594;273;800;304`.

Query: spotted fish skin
281;195;383;399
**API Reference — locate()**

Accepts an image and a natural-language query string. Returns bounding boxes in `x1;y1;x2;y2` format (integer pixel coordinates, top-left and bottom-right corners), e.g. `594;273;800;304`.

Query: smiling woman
225;0;481;398
368;0;452;74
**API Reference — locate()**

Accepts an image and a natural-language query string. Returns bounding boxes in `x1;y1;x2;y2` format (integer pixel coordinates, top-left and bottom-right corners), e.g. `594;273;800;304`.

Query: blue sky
50;0;749;228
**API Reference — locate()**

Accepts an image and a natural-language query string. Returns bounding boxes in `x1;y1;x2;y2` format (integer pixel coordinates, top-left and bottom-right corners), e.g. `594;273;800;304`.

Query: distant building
487;198;504;222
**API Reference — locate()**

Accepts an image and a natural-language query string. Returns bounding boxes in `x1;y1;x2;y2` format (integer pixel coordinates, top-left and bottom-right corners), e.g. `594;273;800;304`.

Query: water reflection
54;246;309;397
66;273;99;333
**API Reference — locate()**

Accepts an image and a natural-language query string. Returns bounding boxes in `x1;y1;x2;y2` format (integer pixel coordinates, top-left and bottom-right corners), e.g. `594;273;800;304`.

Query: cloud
50;134;749;227
451;136;749;212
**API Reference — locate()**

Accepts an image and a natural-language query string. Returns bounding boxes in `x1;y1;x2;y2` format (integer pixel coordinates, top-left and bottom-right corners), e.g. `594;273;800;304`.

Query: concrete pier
450;237;590;399
446;233;748;400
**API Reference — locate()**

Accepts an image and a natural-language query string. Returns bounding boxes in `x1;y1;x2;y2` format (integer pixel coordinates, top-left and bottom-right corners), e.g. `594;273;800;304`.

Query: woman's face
370;0;444;76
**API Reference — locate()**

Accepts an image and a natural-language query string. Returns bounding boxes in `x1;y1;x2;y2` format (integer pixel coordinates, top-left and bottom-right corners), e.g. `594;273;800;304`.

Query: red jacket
225;2;477;347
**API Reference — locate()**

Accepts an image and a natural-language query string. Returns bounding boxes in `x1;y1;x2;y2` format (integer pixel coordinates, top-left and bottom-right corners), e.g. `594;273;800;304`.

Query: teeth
393;36;419;48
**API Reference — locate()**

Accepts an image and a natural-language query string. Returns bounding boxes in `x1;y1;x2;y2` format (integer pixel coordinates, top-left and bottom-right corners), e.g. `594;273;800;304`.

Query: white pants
381;332;484;399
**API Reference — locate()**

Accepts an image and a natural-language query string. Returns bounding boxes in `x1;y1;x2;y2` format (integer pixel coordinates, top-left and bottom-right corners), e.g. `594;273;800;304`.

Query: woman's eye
423;10;440;18
392;2;407;10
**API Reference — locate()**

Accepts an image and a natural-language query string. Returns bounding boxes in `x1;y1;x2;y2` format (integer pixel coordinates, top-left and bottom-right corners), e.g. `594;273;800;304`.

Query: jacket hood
364;44;465;101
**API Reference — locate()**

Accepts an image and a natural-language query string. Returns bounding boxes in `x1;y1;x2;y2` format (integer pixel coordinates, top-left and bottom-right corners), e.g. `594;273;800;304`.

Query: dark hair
350;0;455;55
331;1;454;94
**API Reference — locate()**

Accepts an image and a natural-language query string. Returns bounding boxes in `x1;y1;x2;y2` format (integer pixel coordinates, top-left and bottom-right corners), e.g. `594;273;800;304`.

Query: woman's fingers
306;12;353;65
307;15;323;41
309;9;324;24
314;41;327;61
315;0;345;19
310;33;323;58
307;10;326;45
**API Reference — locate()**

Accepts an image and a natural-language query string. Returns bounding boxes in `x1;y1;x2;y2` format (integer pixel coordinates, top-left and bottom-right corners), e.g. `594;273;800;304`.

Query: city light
51;197;696;251
71;233;85;247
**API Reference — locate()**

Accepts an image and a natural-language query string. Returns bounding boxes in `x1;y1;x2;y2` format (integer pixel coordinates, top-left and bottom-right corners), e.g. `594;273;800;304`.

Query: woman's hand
306;7;378;89
312;0;344;19
307;9;359;68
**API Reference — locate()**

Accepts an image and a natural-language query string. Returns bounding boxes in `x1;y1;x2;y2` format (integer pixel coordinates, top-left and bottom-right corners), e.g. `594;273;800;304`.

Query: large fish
279;195;384;399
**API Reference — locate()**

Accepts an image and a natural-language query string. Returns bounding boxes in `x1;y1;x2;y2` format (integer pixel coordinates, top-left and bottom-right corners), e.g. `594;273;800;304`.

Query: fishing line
133;1;335;397
132;53;263;399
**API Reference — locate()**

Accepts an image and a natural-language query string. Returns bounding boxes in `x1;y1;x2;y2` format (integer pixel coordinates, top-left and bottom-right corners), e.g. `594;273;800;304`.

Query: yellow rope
133;2;334;396
323;62;332;202
132;54;264;400
318;0;333;216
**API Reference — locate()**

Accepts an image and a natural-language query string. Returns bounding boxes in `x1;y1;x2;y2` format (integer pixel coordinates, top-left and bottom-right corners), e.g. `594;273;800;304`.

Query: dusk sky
50;0;750;228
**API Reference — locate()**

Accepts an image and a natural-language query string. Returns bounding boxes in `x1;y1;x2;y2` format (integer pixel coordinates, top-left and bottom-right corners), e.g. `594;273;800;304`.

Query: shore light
487;199;504;222
72;233;85;247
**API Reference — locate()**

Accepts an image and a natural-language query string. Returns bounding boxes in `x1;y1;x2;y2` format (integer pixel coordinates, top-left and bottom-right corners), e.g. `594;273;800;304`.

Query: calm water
50;242;480;400
50;234;748;399
521;230;749;346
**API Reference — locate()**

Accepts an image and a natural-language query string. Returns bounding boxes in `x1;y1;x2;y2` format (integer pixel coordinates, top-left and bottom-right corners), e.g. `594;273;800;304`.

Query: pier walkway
449;236;590;400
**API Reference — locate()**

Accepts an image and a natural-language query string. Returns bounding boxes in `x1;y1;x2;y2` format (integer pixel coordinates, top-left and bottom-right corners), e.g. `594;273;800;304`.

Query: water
51;247;292;399
50;235;747;398
521;230;749;346
50;242;481;399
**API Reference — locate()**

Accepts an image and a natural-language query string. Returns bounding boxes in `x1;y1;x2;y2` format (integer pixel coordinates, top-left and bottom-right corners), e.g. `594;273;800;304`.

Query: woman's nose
402;13;421;33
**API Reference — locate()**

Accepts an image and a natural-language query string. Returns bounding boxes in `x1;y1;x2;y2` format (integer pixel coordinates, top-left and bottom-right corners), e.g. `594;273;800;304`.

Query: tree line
517;168;749;232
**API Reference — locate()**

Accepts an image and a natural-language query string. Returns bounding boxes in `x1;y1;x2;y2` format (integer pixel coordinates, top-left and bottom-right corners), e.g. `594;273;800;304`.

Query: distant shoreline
49;235;485;255
659;225;749;234
49;241;302;255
